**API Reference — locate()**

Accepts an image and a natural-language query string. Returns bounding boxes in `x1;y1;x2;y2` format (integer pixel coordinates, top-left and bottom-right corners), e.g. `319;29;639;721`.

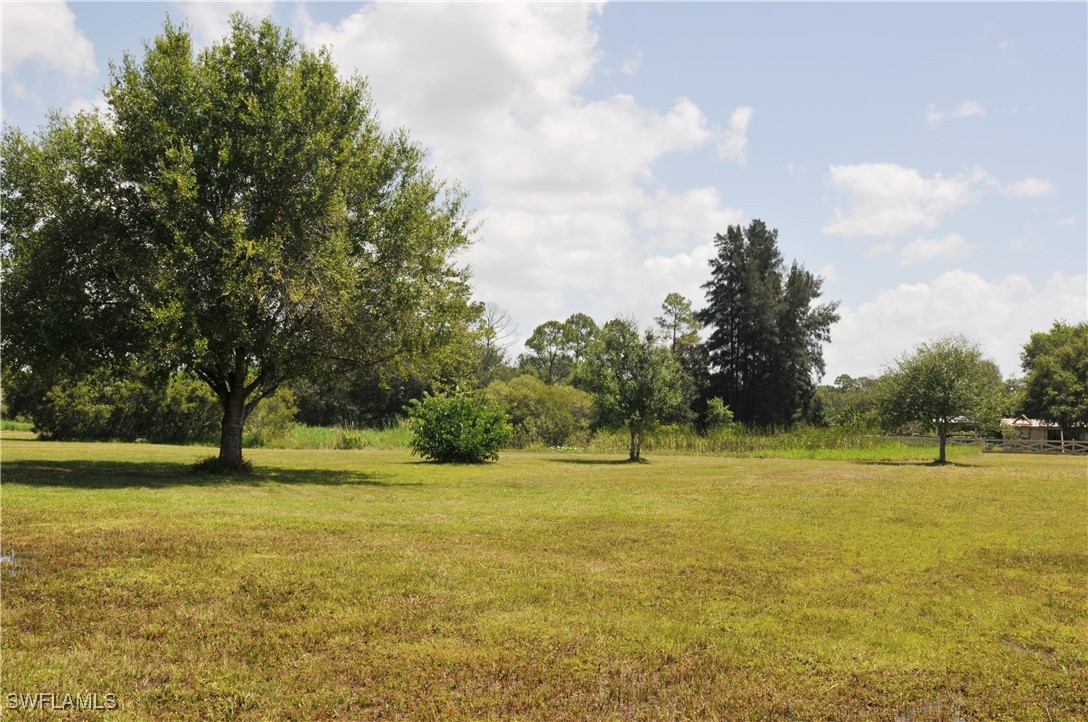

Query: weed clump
191;455;254;475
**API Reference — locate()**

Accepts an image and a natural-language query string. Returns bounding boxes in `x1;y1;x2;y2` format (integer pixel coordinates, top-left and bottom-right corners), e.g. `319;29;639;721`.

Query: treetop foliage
1020;320;1088;434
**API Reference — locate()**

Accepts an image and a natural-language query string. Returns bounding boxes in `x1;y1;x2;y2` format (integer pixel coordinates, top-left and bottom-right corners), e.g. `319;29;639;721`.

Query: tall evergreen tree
696;220;839;426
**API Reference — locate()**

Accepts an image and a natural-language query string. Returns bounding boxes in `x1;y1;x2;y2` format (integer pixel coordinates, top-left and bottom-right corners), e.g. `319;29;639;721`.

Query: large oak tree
1;17;478;469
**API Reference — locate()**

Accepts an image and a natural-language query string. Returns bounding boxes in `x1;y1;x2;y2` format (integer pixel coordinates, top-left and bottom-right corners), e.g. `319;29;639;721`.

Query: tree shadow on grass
546;458;649;466
854;459;976;468
0;459;399;489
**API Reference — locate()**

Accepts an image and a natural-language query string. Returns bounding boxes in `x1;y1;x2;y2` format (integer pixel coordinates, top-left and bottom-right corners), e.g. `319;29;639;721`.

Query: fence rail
891;436;1088;455
998;438;1088;455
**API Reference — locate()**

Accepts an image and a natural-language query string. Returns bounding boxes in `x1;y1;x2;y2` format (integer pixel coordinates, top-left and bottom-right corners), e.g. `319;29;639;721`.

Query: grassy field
1;436;1085;720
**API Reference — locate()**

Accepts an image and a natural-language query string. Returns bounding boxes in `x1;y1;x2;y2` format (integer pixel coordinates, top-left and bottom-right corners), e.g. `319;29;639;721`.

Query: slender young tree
1;17;478;470
563;312;598;387
585;318;682;461
522;320;572;384
655;292;700;351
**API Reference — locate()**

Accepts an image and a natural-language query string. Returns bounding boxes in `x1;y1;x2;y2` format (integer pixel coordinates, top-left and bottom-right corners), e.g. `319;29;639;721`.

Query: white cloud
1;1;96;80
717;106;753;164
640;241;719;317
295;3;736;341
952;100;987;119
786;162;808;179
68;94;107;116
825;270;1088;379
896;233;974;267
823;163;989;239
620;50;643;76
174;1;277;44
1058;216;1076;227
1000;176;1053;198
639;187;743;250
817;263;838;284
866;240;896;258
926;100;987;127
925;103;945;127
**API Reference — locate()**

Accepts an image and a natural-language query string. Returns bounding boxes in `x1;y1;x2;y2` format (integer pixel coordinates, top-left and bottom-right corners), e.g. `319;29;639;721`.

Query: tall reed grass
250;421;414;450
584;424;979;461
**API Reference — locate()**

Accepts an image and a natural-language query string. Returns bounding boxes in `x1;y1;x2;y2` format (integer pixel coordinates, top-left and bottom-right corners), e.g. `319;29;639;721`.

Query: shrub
406;389;512;463
704;397;734;431
243;389;299;447
32;367;219;443
153;374;220;443
485;375;592;447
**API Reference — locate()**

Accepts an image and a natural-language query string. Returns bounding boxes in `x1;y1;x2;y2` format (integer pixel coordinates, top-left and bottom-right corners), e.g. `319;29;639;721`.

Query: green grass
1;438;1085;720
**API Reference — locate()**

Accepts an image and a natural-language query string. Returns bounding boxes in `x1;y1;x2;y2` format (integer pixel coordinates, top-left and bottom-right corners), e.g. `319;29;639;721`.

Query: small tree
879;335;1004;463
585;318;683;461
1020;321;1088;448
521;321;572;384
655;292;701;351
406;390;512;463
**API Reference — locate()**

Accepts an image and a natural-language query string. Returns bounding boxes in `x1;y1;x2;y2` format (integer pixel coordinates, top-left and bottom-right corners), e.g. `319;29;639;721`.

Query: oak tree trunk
218;378;248;470
629;424;642;462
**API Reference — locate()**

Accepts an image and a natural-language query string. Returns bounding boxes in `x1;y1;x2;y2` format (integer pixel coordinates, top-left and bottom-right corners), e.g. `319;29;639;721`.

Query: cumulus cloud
926;100;987;127
824;270;1088;378
896;233;974;267
1000;176;1054;198
174;1;277;44
1;1;96;80
822;163;989;239
717;106;753;164
639;187;744;250
294;3;738;339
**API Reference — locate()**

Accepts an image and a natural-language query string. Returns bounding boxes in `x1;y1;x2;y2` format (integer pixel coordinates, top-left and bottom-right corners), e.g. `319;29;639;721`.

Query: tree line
3;16;1084;467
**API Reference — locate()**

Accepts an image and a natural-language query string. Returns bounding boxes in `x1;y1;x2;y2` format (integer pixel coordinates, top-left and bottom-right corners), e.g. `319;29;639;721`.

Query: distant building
1001;415;1088;442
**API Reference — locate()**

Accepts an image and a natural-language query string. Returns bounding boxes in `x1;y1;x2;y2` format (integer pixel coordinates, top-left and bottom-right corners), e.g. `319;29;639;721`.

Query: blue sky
3;1;1085;379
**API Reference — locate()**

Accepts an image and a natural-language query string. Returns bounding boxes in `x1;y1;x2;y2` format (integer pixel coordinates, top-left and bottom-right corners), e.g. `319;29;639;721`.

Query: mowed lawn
1;436;1085;721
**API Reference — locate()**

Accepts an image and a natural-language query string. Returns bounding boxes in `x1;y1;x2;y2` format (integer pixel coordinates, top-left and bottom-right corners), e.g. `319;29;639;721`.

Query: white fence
891;436;1088;455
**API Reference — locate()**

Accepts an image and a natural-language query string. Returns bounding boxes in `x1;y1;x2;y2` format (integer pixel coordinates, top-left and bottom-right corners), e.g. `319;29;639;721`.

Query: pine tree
697;220;839;426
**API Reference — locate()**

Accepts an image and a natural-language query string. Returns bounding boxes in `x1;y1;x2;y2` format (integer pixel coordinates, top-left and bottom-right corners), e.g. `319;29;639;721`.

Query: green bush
704;397;734;431
31;367;219;443
243;389;300;447
406;389;512;463
154;374;220;443
485;375;592;447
